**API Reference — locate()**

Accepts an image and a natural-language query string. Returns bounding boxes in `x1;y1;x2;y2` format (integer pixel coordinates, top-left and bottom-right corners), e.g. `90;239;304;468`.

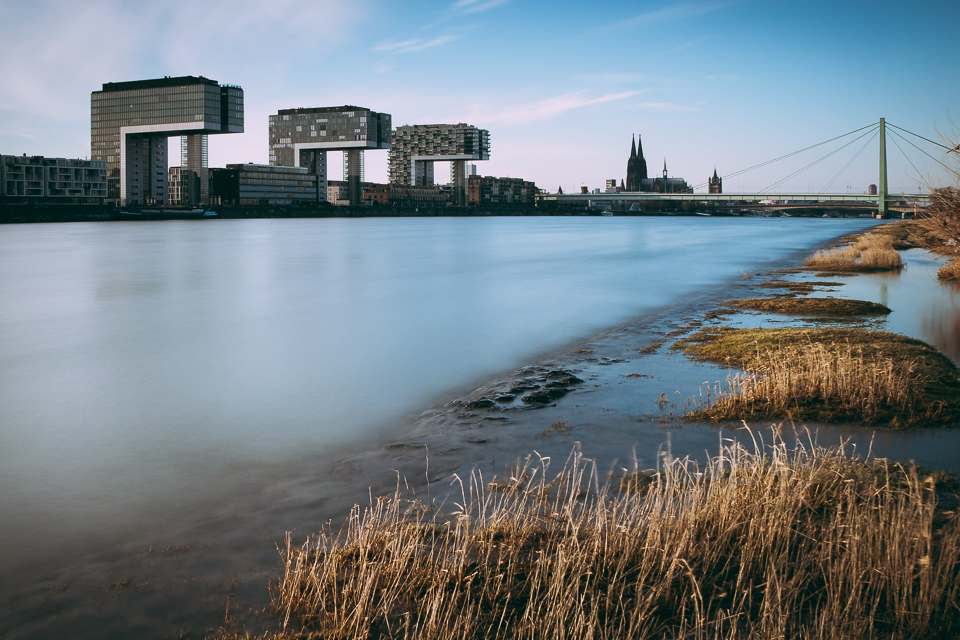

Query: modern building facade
1;155;107;204
467;175;538;205
210;164;318;206
389;124;490;206
91;76;243;205
268;106;391;206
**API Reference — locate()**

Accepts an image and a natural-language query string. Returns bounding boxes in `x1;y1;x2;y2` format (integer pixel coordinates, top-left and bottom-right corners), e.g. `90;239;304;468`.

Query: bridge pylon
878;117;888;218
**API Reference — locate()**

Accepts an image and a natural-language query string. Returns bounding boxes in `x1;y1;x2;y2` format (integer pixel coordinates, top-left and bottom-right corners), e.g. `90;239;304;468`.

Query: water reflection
834;249;960;365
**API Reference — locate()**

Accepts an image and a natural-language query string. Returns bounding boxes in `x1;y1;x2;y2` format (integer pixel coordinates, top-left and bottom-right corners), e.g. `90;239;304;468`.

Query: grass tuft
249;440;960;640
804;233;903;272
939;258;960;283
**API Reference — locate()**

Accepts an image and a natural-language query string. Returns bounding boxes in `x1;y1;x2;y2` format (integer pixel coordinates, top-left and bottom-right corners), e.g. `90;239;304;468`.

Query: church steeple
630;134;637;159
663;159;668;180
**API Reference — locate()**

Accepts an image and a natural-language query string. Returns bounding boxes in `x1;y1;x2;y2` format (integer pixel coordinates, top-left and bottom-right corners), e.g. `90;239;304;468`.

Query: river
0;216;901;636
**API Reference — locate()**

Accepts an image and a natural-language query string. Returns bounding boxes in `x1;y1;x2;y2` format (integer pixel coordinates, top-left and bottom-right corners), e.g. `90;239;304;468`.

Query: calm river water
0;216;891;633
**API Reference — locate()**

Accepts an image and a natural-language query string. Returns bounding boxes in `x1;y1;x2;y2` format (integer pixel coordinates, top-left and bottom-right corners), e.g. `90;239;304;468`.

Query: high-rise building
91;76;243;205
268;106;391;206
389;124;490;206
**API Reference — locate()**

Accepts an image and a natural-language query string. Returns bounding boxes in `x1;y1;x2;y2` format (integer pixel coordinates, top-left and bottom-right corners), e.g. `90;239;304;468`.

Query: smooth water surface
0;217;875;583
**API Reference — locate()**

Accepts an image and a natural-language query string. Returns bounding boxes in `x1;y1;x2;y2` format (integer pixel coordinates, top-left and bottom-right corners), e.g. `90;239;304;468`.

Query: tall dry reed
267;439;960;640
804;234;903;272
697;341;922;424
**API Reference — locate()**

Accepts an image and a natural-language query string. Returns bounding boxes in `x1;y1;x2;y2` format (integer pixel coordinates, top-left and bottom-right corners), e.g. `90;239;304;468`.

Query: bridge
537;119;953;217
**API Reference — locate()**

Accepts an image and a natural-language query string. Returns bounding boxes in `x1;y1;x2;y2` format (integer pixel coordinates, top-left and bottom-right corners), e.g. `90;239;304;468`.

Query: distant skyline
2;0;958;194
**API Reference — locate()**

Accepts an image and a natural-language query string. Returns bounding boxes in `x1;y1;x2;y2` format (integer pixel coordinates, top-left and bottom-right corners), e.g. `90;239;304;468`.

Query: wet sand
5;232;960;639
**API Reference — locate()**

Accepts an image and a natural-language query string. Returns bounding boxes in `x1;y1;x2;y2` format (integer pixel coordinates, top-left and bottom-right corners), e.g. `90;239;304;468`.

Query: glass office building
268;106;391;206
91;76;243;205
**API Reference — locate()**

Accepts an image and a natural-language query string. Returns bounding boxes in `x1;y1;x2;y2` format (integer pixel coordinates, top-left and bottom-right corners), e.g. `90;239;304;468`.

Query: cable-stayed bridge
538;119;955;217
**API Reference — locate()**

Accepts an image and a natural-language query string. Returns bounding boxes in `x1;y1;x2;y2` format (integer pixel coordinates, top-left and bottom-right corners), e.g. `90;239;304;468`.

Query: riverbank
227;221;960;638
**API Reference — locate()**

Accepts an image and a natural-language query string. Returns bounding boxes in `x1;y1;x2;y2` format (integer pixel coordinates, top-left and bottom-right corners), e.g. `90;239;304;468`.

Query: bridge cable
759;127;879;194
719;122;878;184
886;130;927;188
887;128;954;174
682;122;879;192
886;122;954;153
820;129;878;194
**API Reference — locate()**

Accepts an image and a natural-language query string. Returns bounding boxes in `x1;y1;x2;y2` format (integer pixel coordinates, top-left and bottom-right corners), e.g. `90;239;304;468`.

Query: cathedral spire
637;135;644;160
630;134;637;159
663;159;668;180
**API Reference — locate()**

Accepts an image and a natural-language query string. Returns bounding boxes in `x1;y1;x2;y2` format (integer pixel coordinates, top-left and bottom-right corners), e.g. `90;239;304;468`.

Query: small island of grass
804;233;903;273
674;327;960;426
732;297;891;316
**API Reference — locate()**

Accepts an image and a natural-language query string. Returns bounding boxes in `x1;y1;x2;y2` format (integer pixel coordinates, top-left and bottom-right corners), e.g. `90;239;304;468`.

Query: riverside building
209;164;317;206
467;175;538;205
388;124;490;206
91;76;243;205
1;155;107;204
268;106;391;206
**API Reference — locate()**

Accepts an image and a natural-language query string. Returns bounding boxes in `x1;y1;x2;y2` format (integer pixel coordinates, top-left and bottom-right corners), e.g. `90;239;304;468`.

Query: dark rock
466;398;496;410
546;370;584;384
495;394;516;403
521;390;555;404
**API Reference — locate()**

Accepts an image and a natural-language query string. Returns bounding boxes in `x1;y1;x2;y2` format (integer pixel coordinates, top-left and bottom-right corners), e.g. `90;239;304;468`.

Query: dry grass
804;233;903;272
230;440;960;640
939;258;960;283
675;327;960;426
732;297;890;316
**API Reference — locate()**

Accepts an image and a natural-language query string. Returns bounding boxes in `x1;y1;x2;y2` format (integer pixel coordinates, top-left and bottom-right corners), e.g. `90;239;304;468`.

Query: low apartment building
1;155;107;204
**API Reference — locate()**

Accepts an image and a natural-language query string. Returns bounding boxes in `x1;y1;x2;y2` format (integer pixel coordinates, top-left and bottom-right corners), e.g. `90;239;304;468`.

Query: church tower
625;134;648;191
708;168;722;194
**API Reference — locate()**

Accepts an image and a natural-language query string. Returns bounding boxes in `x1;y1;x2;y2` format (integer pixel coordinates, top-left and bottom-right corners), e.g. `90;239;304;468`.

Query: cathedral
625;134;691;194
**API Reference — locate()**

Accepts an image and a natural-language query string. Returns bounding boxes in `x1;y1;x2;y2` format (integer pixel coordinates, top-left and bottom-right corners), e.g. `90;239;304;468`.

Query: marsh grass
804;234;903;272
732;297;890;316
675;327;960;426
243;438;960;640
939;258;960;283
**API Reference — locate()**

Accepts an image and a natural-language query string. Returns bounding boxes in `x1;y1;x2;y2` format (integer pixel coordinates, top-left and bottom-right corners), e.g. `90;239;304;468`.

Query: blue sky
1;0;958;194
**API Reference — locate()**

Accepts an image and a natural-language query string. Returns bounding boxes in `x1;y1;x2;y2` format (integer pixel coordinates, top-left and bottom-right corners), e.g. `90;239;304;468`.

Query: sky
1;0;958;195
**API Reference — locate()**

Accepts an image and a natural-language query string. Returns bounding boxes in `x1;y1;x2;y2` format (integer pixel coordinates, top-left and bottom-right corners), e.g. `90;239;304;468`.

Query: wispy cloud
470;91;642;125
637;102;700;112
452;0;510;13
603;1;738;30
374;34;459;54
665;34;717;54
704;74;738;81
